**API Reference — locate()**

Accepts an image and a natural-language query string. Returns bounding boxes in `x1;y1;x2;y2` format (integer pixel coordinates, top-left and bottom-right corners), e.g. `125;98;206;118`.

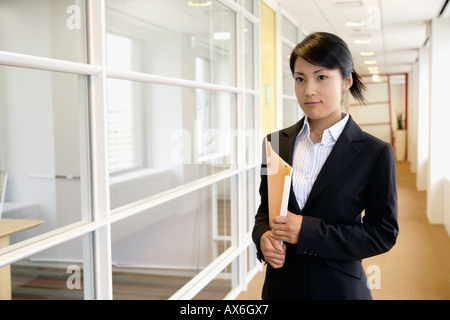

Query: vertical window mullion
86;0;113;300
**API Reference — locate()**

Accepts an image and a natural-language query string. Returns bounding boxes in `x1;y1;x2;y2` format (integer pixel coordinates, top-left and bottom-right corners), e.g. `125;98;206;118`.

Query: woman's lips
304;101;321;107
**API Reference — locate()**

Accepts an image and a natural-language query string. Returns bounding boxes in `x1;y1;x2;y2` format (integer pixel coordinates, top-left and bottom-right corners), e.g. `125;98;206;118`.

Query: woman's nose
304;81;316;96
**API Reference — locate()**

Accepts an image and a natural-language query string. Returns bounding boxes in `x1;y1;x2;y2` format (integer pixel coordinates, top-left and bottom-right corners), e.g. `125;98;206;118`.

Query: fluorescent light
188;0;212;7
345;21;366;27
213;32;230;40
334;1;363;9
354;39;371;44
372;74;382;82
360;51;375;56
364;60;377;65
367;66;379;71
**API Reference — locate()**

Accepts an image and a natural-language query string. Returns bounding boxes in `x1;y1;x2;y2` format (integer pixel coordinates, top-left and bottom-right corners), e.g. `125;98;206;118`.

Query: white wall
427;17;450;224
416;45;430;192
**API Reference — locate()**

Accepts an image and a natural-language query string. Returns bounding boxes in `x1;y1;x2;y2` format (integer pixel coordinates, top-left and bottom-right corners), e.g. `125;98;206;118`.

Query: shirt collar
298;112;349;144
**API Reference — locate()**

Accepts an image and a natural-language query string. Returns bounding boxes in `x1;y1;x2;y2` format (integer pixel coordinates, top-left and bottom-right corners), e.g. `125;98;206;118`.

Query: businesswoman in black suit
252;32;399;300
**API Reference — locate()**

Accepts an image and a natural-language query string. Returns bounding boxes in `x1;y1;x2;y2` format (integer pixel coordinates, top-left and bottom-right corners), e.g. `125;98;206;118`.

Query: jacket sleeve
296;143;399;261
252;138;271;262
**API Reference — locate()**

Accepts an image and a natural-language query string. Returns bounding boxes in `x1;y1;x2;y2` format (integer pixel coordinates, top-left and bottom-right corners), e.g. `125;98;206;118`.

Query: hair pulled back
290;32;366;105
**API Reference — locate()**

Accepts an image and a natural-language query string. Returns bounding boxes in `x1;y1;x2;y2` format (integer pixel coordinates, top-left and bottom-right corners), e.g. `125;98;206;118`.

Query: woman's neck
308;112;343;136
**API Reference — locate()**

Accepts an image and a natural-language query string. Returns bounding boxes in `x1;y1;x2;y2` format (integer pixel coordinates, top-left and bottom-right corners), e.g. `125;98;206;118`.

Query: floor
236;161;450;300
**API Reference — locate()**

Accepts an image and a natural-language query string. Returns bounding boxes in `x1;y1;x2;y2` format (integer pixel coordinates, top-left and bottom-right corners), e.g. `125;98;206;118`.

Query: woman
252;32;399;300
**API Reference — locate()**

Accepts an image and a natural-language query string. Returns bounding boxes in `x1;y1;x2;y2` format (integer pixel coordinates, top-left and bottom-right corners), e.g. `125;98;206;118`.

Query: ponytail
350;70;367;105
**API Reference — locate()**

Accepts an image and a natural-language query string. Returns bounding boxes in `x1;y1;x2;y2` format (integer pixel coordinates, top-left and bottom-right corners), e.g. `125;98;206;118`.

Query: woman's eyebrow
294;68;328;75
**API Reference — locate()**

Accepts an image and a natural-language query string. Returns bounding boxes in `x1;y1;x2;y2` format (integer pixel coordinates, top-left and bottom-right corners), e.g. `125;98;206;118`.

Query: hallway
237;161;450;300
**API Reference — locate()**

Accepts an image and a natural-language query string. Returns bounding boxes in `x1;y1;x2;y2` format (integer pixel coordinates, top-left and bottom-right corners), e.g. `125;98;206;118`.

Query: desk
0;219;44;300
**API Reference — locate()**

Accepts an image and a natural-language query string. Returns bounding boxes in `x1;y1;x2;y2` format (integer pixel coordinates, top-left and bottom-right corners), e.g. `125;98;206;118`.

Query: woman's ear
343;73;353;91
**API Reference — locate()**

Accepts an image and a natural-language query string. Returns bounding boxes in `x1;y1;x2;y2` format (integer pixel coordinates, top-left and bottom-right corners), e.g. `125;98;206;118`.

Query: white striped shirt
292;113;349;210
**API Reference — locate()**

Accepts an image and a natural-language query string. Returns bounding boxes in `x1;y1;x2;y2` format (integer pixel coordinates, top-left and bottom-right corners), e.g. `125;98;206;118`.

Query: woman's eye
295;77;304;82
318;75;327;80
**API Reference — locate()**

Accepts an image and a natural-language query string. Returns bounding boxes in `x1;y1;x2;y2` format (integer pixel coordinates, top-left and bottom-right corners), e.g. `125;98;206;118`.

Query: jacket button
302;249;308;255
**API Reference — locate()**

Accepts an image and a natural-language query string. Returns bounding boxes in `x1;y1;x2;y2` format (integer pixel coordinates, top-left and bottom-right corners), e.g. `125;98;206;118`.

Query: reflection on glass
0;66;90;245
108;81;237;210
10;237;85;300
0;0;87;63
111;177;236;299
105;0;236;86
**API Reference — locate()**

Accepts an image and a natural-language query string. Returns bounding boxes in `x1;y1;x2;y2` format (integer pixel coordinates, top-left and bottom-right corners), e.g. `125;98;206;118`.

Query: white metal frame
0;0;262;300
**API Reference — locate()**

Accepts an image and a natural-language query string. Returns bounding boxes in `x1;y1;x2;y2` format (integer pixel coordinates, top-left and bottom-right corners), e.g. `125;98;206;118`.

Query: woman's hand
271;211;303;245
259;231;286;269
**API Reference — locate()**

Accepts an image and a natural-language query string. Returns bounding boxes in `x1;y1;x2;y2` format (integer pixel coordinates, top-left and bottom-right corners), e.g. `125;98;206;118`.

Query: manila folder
265;138;292;227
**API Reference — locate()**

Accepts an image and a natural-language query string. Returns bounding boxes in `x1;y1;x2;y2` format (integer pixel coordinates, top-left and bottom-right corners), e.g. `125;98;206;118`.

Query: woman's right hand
260;231;286;269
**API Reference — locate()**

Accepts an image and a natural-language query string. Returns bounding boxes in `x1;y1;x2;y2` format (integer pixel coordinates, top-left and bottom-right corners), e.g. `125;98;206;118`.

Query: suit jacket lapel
302;116;365;211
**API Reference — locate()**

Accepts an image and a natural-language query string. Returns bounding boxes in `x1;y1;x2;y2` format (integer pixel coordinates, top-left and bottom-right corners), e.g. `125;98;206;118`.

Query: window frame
0;0;262;300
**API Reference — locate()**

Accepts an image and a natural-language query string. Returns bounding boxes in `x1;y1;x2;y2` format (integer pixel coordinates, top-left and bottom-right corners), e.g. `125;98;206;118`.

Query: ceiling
277;0;449;76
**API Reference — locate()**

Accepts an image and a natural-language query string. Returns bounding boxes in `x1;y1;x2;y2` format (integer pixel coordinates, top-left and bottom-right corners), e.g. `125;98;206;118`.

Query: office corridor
237;161;450;300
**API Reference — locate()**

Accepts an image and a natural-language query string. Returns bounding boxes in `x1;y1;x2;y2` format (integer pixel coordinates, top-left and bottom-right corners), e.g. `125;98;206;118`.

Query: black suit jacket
252;115;399;300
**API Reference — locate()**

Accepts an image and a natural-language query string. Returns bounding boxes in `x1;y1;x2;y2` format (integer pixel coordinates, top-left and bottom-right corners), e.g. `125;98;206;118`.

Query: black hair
289;32;366;105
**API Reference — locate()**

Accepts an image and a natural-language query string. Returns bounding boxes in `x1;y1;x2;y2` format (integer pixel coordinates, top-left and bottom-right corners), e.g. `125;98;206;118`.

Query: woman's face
293;57;352;126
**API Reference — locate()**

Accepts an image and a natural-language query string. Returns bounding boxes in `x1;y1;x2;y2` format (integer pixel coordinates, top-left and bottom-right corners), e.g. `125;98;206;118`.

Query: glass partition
9;236;87;300
0;0;87;63
111;176;237;299
245;19;255;90
108;81;237;210
105;0;236;86
0;66;91;244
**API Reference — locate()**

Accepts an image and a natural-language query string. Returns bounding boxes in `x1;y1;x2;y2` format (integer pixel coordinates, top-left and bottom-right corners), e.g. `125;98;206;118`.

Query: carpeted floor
11;265;231;300
236;161;450;300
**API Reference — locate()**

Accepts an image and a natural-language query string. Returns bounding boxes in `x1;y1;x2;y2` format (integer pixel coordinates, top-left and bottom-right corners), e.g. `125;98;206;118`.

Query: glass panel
111;177;237;300
243;0;254;14
9;236;86;300
0;66;91;244
246;168;257;234
283;44;295;96
0;0;87;63
245;95;257;165
282;98;302;128
245;20;255;90
247;243;257;275
108;81;237;210
282;15;298;44
105;0;236;86
192;257;239;300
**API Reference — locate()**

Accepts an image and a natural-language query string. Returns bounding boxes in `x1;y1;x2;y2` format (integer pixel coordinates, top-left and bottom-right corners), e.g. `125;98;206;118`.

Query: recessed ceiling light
345;21;366;27
364;60;377;65
354;39;371;44
188;0;212;7
372;74;382;82
360;51;375;56
334;1;363;9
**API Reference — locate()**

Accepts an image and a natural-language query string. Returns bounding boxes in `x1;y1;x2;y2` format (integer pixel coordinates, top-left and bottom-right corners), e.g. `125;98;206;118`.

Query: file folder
265;138;292;228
